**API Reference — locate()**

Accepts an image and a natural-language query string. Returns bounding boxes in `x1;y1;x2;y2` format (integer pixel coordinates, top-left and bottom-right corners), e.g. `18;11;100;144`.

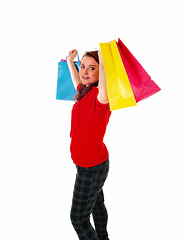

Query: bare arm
97;50;109;103
67;50;81;89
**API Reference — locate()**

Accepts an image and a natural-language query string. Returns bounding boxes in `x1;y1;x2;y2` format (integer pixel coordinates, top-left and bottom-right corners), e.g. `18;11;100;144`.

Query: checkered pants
70;159;109;240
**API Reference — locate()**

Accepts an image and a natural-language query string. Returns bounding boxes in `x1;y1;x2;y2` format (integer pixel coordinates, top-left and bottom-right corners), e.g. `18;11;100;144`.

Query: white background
0;0;187;239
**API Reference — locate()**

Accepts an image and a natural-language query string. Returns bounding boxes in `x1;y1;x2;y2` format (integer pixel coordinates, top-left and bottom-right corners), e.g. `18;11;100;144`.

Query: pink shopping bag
116;38;161;102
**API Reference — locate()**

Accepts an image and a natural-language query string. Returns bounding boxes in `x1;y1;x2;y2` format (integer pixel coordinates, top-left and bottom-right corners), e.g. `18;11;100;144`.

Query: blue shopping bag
56;53;80;100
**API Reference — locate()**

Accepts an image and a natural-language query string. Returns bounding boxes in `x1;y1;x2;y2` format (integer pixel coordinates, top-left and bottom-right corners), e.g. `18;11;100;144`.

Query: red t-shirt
70;86;111;167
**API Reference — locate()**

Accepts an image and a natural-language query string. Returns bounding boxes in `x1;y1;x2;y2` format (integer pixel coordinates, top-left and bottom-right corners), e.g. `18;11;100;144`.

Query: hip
76;158;109;173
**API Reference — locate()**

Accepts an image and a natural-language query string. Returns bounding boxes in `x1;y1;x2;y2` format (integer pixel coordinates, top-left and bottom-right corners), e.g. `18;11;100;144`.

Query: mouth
82;76;90;80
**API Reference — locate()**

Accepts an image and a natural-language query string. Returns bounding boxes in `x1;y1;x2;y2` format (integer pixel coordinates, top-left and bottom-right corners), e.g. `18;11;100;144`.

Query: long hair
74;51;99;102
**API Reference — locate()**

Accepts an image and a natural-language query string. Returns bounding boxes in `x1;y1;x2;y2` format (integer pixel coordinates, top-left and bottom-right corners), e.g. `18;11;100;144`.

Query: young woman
67;49;111;240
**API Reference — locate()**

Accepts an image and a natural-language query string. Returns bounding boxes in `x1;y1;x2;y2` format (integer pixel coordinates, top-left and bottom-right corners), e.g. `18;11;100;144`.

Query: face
79;56;99;86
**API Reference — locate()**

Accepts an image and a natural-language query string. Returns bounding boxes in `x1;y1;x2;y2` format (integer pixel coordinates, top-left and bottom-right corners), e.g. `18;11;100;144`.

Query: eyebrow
81;63;97;67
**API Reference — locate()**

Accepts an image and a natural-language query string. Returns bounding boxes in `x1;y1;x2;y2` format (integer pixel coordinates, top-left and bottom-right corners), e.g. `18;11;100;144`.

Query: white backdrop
0;0;187;239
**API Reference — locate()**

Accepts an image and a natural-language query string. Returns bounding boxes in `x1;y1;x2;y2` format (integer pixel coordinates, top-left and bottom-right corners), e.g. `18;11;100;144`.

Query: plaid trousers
70;159;109;240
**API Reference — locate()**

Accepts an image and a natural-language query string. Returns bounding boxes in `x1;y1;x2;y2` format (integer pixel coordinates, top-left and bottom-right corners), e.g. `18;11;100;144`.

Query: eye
90;67;95;70
80;65;85;69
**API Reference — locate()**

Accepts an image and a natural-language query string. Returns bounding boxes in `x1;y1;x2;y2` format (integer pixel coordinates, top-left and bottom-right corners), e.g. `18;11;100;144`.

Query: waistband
76;158;109;172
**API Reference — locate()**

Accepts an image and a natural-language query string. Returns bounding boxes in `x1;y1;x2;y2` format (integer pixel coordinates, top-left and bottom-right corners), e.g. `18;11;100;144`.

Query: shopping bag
56;53;80;100
99;40;137;111
116;38;161;102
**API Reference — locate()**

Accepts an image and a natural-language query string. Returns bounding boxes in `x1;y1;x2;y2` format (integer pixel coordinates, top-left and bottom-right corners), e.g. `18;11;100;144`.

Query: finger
69;49;77;55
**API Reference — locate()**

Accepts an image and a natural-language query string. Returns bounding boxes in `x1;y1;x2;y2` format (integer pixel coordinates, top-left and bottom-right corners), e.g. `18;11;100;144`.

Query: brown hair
74;51;99;102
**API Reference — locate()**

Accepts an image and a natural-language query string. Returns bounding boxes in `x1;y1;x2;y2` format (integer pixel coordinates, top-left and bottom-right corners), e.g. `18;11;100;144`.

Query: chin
82;81;90;85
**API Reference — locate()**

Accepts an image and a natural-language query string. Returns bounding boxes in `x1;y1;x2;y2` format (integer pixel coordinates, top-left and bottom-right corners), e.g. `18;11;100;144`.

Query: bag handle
76;51;80;62
62;51;80;62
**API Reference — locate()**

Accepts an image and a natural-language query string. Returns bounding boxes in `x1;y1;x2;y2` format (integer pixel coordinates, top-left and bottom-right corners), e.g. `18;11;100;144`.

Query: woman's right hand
67;49;77;62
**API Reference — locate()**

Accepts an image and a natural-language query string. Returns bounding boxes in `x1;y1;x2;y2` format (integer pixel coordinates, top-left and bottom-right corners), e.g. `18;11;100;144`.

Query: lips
82;76;90;79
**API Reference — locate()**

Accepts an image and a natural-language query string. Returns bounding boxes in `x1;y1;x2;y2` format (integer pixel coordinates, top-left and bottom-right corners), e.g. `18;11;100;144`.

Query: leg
70;167;100;240
70;160;109;240
92;189;108;240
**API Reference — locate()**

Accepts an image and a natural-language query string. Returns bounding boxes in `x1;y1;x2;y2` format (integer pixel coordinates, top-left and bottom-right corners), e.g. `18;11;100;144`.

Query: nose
83;67;88;75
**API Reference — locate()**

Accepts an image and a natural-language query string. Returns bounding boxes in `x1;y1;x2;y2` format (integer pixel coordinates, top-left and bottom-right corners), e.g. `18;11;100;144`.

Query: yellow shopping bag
99;40;137;111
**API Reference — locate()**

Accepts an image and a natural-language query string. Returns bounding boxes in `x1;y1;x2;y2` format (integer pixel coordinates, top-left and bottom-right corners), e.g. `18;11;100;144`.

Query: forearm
67;50;81;89
98;51;108;103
